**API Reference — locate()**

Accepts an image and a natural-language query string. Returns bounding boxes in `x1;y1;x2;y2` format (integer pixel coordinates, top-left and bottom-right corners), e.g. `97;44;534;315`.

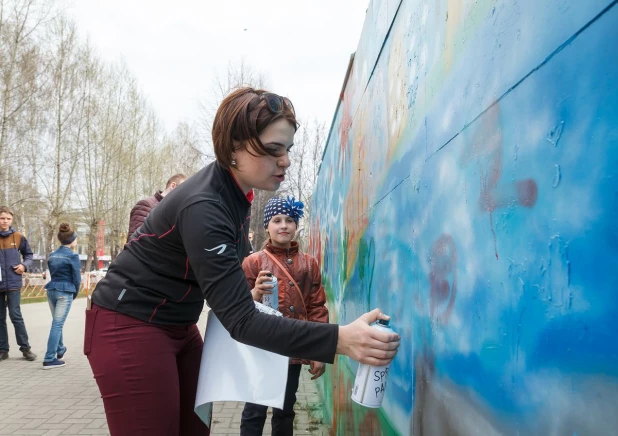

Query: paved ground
0;298;329;435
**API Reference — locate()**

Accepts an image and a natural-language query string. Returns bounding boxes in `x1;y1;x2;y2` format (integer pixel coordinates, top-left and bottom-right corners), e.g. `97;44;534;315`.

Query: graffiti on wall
309;0;618;434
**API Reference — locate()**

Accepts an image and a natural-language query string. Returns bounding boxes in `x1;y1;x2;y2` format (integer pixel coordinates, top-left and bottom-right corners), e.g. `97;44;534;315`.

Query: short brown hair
212;87;298;169
165;173;187;188
0;206;14;216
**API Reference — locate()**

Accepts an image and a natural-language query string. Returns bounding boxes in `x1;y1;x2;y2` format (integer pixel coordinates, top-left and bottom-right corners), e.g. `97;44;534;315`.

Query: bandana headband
263;196;305;229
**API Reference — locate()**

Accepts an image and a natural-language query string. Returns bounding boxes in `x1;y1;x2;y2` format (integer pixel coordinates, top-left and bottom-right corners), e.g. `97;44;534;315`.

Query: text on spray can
261;273;278;310
351;319;395;408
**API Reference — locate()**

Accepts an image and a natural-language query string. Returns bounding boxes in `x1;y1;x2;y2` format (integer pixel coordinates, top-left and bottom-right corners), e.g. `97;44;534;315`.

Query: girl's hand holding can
336;308;400;366
250;270;274;301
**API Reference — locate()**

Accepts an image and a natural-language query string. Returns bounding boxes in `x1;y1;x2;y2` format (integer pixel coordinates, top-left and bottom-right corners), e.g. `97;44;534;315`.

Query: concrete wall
309;0;618;434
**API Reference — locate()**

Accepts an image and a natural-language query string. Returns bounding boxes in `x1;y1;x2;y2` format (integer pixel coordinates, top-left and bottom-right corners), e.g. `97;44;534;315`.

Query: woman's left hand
308;361;326;380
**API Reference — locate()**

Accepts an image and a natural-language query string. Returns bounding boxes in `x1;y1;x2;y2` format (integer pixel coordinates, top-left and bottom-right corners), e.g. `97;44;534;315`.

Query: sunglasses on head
247;92;295;115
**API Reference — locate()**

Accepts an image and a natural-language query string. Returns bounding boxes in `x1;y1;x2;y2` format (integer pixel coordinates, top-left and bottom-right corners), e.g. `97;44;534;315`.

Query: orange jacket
242;241;329;364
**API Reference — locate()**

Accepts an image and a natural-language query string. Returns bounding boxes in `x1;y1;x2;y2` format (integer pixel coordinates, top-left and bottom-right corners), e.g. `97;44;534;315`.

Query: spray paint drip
553;164;562;188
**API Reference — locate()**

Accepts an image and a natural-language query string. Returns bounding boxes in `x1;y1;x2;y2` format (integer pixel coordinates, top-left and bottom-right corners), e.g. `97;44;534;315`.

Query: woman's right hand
250;270;274;301
336;308;400;366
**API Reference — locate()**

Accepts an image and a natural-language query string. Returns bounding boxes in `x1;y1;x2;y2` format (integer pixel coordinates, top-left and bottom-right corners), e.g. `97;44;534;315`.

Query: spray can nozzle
377;319;390;327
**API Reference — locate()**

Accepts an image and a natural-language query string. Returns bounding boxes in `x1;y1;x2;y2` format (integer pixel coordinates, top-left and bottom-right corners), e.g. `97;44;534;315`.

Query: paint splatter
517;179;539;207
429;234;458;322
546;121;565;146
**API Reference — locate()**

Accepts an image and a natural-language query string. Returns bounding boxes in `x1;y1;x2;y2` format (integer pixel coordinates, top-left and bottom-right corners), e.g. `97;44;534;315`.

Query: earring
231;159;236;166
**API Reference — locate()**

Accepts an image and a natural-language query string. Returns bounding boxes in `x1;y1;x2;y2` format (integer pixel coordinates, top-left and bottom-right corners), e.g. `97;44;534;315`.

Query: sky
65;0;370;132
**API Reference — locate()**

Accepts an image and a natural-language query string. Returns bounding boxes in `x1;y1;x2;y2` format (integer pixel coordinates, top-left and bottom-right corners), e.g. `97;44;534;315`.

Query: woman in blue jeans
43;223;80;369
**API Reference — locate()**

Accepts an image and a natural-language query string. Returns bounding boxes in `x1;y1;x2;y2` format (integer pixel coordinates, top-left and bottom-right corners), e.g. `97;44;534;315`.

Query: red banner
96;220;105;269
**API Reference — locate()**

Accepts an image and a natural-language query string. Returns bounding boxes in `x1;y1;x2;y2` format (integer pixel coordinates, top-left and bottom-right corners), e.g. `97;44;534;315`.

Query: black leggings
240;364;302;436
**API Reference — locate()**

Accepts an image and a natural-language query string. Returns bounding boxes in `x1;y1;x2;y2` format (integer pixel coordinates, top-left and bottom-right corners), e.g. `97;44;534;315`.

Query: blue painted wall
309;1;618;434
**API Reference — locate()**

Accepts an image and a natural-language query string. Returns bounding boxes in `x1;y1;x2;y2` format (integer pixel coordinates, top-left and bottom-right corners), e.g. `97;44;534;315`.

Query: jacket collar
215;161;254;206
265;240;299;256
154;190;164;202
0;227;15;238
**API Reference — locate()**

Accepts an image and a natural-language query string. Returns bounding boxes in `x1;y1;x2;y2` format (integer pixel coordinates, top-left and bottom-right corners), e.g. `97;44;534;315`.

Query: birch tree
0;0;51;204
281;118;326;248
205;60;274;251
37;15;84;259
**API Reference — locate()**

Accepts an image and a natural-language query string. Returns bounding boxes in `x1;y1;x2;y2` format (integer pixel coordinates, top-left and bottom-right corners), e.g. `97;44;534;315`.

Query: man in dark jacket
126;174;186;242
0;206;36;361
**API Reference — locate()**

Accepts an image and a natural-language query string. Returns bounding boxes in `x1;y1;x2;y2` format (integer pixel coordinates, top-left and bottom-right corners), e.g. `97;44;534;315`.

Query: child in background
43;223;80;369
240;196;328;436
0;205;36;362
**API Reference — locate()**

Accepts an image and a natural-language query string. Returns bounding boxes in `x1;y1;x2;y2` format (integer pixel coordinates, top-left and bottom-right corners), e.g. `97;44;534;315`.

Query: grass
21;290;90;304
295;402;325;431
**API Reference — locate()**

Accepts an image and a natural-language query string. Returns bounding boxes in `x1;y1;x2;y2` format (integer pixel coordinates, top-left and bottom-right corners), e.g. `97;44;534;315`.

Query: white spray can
261;273;279;310
351;319;395;408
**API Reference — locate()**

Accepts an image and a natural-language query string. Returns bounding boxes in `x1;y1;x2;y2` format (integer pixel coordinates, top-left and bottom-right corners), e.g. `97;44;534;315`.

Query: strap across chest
263;250;308;316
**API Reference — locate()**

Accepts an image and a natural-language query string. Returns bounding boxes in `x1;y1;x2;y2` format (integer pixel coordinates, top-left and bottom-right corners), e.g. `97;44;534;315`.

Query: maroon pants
85;305;209;436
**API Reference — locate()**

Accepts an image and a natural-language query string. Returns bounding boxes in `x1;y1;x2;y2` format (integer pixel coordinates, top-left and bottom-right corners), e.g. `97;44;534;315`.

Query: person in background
0;205;36;362
85;88;400;436
240;196;328;436
42;223;80;369
126;173;187;241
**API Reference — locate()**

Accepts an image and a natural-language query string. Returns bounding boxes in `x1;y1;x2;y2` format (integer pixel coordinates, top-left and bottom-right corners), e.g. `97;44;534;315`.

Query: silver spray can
351;319;395;408
261;273;278;310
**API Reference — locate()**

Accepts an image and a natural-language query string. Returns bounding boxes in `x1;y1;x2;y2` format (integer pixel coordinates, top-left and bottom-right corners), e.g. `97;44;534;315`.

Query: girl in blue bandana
240;196;328;436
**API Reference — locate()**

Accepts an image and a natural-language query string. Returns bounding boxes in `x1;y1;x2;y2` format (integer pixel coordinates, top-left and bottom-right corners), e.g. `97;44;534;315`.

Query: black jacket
92;162;338;363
